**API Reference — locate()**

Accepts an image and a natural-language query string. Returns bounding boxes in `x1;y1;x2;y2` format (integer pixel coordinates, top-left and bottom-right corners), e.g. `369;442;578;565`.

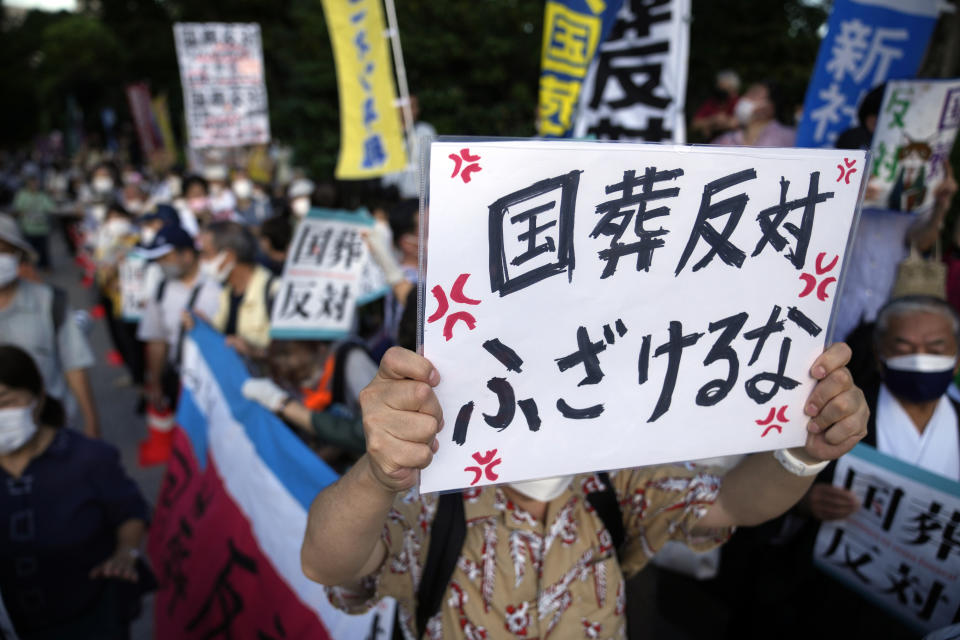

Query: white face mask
508;475;574;502
232;180;253;200
90;204;108;223
291;197;311;218
92;176;114;194
734;97;756;125
0;402;38;455
141;227;158;246
105;218;133;237
0;253;19;287
200;251;233;283
167;176;182;197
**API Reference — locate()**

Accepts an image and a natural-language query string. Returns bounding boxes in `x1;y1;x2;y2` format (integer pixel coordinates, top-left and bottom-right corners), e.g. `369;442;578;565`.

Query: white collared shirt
877;384;960;480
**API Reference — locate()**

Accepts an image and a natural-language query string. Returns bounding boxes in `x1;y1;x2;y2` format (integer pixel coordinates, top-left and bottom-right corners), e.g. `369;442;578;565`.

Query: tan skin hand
803;484;860;521
89;551;139;582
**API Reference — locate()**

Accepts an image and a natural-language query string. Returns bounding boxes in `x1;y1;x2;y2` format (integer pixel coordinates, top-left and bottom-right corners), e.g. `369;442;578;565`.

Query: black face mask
881;354;957;403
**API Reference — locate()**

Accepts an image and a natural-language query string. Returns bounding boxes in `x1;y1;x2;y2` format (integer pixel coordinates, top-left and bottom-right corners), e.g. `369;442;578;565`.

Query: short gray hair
207;221;257;265
874;295;960;347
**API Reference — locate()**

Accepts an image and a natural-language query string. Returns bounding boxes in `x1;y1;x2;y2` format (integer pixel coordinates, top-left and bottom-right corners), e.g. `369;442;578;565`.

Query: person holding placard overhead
300;339;868;638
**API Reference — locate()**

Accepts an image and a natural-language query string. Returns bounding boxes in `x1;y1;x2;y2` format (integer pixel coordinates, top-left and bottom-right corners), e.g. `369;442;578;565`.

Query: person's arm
907;161;957;252
695;343;868;530
301;348;442;587
65;368;100;438
88;518;147;582
144;340;169;408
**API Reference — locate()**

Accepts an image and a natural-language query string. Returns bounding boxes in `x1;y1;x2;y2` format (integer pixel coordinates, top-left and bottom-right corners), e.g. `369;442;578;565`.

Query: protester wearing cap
12;165;56;270
200;221;280;359
0;214;100;438
136;223;220;419
287;177;314;221
204;164;237;219
232;169;272;226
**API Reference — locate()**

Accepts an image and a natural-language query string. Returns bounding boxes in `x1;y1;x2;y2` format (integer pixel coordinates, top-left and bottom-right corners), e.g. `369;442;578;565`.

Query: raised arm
301;347;443;587
696;342;868;530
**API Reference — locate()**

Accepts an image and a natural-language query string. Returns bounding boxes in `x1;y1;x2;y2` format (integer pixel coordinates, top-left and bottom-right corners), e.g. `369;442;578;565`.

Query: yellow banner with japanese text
321;0;408;179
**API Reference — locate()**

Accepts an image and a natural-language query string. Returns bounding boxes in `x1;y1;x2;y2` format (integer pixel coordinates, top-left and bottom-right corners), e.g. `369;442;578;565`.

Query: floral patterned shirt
327;464;730;640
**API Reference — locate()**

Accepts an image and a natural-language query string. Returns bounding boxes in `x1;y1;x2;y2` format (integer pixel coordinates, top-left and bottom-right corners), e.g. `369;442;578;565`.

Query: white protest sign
173;23;270;149
814;445;960;633
270;209;373;340
865;79;960;214
119;250;149;321
419;139;867;494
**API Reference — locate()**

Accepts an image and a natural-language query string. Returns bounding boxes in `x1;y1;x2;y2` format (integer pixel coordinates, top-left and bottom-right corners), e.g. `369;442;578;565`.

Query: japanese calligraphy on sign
419;139;867;493
119;250;152;322
814;444;960;633
864;79;960;214
572;0;690;144
173;23;270;149
320;0;407;179
270;209;380;340
795;0;940;148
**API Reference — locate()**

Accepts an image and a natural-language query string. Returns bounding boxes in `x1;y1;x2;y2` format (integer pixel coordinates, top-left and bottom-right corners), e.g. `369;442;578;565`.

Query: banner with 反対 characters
173;23;271;149
320;0;408;179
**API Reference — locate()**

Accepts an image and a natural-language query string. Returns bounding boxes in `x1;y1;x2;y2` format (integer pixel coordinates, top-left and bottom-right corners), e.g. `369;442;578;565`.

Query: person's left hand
89;549;139;582
225;335;251;356
798;342;868;462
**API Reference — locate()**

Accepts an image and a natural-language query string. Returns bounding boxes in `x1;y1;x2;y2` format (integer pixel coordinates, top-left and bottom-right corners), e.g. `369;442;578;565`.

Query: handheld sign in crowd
864;78;960;214
173;23;270;149
813;444;960;633
419;139;867;494
269;209;389;341
118;250;151;322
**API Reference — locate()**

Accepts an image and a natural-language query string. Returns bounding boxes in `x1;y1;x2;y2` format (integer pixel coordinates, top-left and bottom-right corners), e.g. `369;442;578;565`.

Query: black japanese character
696;311;748;407
646;321;703;422
185;539;258;638
751;172;834;270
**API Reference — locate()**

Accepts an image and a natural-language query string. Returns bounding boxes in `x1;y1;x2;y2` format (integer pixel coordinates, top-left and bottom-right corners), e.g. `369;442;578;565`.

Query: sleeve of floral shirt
610;462;732;579
325;487;433;628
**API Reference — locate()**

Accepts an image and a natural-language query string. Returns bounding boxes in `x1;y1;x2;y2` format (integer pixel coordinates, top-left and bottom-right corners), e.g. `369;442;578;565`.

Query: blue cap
140;204;181;227
142;223;195;260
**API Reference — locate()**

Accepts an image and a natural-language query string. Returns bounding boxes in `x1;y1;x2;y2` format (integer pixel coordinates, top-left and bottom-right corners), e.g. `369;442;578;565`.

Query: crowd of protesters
0;74;957;640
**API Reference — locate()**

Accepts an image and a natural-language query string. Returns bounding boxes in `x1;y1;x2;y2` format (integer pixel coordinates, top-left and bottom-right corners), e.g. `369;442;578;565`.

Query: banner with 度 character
813;444;960;633
418;139;867;494
572;0;690;143
173;23;271;149
863;78;960;214
270;208;389;340
536;0;624;138
147;322;394;639
320;0;408;179
795;0;941;149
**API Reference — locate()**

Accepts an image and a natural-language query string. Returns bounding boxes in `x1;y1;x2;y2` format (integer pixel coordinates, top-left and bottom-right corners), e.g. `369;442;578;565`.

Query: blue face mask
881;354;957;403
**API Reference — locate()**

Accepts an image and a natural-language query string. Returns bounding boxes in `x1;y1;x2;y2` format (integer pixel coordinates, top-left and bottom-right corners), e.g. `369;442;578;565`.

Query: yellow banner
151;94;179;164
321;0;408;179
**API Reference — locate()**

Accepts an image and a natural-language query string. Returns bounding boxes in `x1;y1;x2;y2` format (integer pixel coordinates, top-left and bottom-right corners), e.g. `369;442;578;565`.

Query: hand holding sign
801;342;868;463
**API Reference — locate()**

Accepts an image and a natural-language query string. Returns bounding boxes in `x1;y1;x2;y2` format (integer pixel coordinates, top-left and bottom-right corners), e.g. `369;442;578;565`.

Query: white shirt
876;384;960;480
137;275;221;361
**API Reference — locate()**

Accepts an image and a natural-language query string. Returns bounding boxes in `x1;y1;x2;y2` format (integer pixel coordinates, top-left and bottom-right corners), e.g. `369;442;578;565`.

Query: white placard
270;209;373;340
814;444;960;633
173;23;271;149
865;79;960;214
420;139;867;493
119;251;149;321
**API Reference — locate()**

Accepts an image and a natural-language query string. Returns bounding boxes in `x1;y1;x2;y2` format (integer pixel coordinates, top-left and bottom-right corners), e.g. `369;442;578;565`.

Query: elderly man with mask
302;336;869;638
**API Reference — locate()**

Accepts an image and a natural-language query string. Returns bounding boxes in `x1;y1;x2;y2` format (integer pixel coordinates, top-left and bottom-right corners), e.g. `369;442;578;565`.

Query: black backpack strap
155;278;168;303
50;285;68;332
587;471;625;560
174;283;204;367
414;492;466;637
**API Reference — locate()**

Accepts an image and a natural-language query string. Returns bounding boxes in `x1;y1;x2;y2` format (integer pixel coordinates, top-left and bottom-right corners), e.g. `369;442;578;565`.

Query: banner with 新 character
573;0;690;143
795;0;941;149
864;78;960;214
148;322;394;639
419;138;866;493
813;444;960;633
320;0;408;179
270;208;389;340
536;0;623;138
173;23;271;149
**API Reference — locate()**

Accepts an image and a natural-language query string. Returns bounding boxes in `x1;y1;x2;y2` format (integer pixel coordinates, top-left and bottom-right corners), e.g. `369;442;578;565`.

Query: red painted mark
756;405;789;438
427;285;448;323
464;448;502;485
451;273;481;305
815;252;838;274
799;252;839;301
836;157;857;184
429;273;481;340
762;425;783;437
443;311;477;341
449;148;482;184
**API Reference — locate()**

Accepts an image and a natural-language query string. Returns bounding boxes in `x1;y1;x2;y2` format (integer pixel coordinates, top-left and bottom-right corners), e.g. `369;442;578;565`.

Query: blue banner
795;0;940;148
537;0;623;138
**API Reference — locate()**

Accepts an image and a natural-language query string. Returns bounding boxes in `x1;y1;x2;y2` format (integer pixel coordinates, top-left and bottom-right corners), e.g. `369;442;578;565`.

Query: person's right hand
359;347;443;494
804;483;860;521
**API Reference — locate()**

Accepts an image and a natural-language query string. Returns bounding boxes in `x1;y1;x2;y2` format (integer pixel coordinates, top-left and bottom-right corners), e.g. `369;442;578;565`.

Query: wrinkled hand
804;484;860;521
358;347;443;494
242;377;289;412
799;343;868;462
89;550;139;582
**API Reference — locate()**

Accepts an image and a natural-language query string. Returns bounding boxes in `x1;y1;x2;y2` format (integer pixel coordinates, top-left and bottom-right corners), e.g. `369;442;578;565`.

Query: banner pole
382;0;416;168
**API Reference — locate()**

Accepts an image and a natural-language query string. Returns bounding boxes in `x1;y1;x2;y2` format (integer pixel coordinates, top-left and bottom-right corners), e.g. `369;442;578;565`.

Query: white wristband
773;448;830;477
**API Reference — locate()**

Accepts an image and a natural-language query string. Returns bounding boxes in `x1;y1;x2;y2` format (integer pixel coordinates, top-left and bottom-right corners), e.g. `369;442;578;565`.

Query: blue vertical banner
537;0;623;138
796;0;941;148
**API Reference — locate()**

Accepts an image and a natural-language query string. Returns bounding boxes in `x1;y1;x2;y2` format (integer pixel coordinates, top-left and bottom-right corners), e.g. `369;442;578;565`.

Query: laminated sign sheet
420;139;867;494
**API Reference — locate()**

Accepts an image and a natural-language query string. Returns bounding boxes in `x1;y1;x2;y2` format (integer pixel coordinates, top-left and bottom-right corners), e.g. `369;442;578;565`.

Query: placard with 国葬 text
420;139;867;493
